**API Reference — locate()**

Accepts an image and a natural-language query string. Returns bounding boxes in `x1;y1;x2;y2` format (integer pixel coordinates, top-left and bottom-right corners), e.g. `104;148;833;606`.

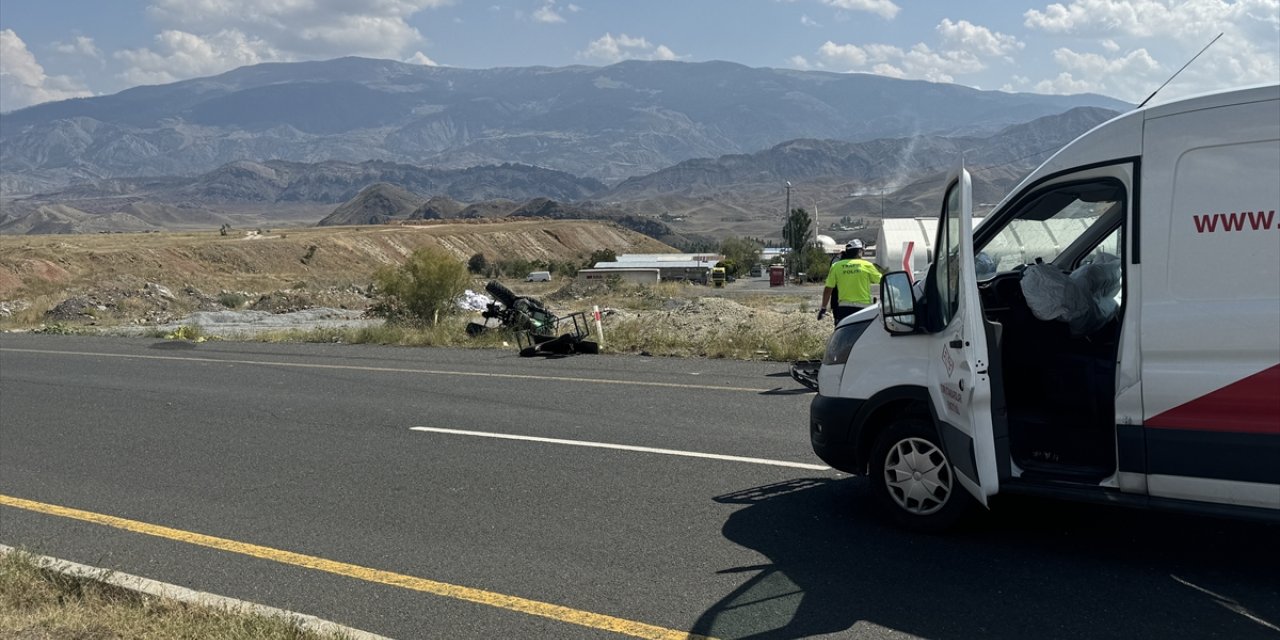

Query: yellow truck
711;266;727;288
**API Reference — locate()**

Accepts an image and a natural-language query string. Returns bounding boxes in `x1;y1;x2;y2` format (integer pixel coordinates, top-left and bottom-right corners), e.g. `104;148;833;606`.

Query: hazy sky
1;1;1277;112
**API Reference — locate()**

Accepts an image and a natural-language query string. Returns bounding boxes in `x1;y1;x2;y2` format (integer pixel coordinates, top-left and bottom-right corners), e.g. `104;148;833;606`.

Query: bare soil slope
0;219;672;300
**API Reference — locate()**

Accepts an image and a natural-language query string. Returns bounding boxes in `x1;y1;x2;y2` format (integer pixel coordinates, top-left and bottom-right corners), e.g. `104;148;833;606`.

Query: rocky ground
3;275;832;361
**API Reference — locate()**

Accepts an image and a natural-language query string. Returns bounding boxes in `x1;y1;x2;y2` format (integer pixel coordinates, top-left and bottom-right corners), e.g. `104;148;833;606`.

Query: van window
978;181;1125;281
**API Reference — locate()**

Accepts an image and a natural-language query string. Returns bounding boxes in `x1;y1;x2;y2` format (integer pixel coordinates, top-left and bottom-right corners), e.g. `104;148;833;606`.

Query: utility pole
784;181;792;219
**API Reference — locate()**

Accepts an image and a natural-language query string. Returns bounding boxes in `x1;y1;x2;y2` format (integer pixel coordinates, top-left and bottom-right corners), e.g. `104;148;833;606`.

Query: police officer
818;239;881;325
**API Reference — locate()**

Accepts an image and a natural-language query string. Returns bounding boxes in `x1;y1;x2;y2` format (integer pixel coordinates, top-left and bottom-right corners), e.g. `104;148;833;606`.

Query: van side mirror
880;271;918;335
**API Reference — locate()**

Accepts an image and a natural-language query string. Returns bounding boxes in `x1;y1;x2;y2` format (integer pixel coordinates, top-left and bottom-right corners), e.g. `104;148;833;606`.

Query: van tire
869;418;973;532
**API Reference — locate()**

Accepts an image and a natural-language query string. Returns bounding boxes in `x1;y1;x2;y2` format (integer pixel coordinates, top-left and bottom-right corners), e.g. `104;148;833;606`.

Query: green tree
719;236;763;277
372;247;470;325
585;248;617;267
801;246;832;282
467;253;488;274
782;208;813;253
782;208;814;276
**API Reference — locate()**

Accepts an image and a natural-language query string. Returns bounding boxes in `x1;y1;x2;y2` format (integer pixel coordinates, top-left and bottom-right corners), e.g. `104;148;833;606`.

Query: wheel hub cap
884;437;953;516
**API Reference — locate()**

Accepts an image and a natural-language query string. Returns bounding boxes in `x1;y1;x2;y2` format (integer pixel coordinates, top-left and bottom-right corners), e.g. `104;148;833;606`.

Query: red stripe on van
1146;364;1280;434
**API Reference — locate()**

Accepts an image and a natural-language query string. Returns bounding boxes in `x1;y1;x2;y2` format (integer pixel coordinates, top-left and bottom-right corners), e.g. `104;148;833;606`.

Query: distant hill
411;196;464;220
0;57;1129;190
598;106;1121;238
0;159;605;234
318;183;421;226
609;107;1118;198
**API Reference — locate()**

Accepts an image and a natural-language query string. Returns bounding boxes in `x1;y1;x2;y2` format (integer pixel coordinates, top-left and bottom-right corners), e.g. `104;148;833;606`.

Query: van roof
999;84;1279;214
1142;84;1279;120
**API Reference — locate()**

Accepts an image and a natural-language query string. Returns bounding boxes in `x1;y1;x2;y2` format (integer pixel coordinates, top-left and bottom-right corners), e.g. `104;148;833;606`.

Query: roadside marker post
902;240;915;283
592;305;604;346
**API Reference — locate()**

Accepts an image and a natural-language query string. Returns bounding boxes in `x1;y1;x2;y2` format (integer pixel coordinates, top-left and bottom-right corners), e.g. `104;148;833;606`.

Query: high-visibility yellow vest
825;258;882;305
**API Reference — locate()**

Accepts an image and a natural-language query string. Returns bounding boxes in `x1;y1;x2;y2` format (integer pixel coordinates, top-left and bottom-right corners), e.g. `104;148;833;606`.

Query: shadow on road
691;478;1279;640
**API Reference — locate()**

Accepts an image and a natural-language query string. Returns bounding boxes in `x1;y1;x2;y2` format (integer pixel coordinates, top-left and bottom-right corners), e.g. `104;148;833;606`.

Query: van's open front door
925;169;1000;505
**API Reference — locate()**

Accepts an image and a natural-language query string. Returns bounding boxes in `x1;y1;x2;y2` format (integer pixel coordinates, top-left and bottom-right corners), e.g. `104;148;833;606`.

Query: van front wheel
869;418;973;531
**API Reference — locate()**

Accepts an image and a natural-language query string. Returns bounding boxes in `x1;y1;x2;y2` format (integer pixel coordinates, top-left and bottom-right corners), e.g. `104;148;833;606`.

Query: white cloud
1035;72;1096;94
577;33;681;63
1024;0;1280;38
54;36;102;59
789;55;814;69
1000;75;1032;92
936;19;1023;58
405;51;439;65
821;0;900;20
0;29;93;111
1034;47;1164;96
532;0;580;23
817;41;868;67
1024;0;1279;100
533;1;566;23
112;0;452;86
114;29;279;86
801;14;821;27
808;17;1020;83
652;45;678;61
819;41;984;83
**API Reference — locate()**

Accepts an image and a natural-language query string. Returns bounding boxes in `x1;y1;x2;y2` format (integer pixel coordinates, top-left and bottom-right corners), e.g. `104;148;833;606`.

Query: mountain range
0;57;1129;192
0;104;1119;238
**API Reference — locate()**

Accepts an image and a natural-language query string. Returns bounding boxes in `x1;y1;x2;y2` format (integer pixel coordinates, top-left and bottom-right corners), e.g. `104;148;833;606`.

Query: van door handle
949;339;964;349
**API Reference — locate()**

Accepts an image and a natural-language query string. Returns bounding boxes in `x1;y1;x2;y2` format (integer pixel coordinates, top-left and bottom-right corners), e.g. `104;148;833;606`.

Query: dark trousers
833;305;865;326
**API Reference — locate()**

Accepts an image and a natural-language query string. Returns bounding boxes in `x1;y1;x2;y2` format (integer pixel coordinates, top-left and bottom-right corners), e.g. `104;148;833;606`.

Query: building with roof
589;259;714;283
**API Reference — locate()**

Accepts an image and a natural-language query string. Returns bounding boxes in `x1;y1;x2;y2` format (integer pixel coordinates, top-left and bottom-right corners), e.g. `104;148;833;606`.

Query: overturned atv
467;281;599;357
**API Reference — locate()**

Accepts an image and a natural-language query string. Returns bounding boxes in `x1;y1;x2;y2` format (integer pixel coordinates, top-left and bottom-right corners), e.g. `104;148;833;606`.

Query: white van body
810;85;1280;527
525;271;552;282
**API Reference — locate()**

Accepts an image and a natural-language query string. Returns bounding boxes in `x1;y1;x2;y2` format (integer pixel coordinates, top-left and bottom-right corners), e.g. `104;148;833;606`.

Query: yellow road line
0;347;768;393
0;494;713;640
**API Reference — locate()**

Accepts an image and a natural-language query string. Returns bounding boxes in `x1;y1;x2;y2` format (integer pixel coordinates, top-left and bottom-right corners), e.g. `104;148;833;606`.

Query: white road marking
410;426;832;471
1171;574;1280;632
0;347;770;393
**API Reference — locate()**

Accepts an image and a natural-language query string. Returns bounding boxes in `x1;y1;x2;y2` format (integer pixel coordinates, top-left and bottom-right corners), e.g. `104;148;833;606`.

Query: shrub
217;292;246;308
467;253;489;274
371;247;470;325
494;258;532;278
800;246;832;282
585;248;616;267
718;237;762;277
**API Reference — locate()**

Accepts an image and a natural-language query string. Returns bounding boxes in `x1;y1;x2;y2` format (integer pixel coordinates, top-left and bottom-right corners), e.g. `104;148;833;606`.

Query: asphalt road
1;334;1276;639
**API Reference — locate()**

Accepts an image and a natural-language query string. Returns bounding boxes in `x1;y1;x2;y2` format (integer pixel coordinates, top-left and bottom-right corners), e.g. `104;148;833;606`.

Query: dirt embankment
0;219;671;300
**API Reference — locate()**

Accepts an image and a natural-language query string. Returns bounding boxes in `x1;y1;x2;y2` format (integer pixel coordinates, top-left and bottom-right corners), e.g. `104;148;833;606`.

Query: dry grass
224;301;828;361
244;318;510;349
0;222;670;301
0;549;351;640
602;315;827;360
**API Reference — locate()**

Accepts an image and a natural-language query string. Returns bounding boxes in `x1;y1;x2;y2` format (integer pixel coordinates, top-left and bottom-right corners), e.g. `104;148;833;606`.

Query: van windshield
977;183;1124;281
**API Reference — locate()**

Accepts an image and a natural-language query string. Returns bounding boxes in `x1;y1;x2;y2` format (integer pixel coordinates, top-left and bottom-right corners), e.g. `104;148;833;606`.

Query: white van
526;271;552;282
810;85;1279;529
